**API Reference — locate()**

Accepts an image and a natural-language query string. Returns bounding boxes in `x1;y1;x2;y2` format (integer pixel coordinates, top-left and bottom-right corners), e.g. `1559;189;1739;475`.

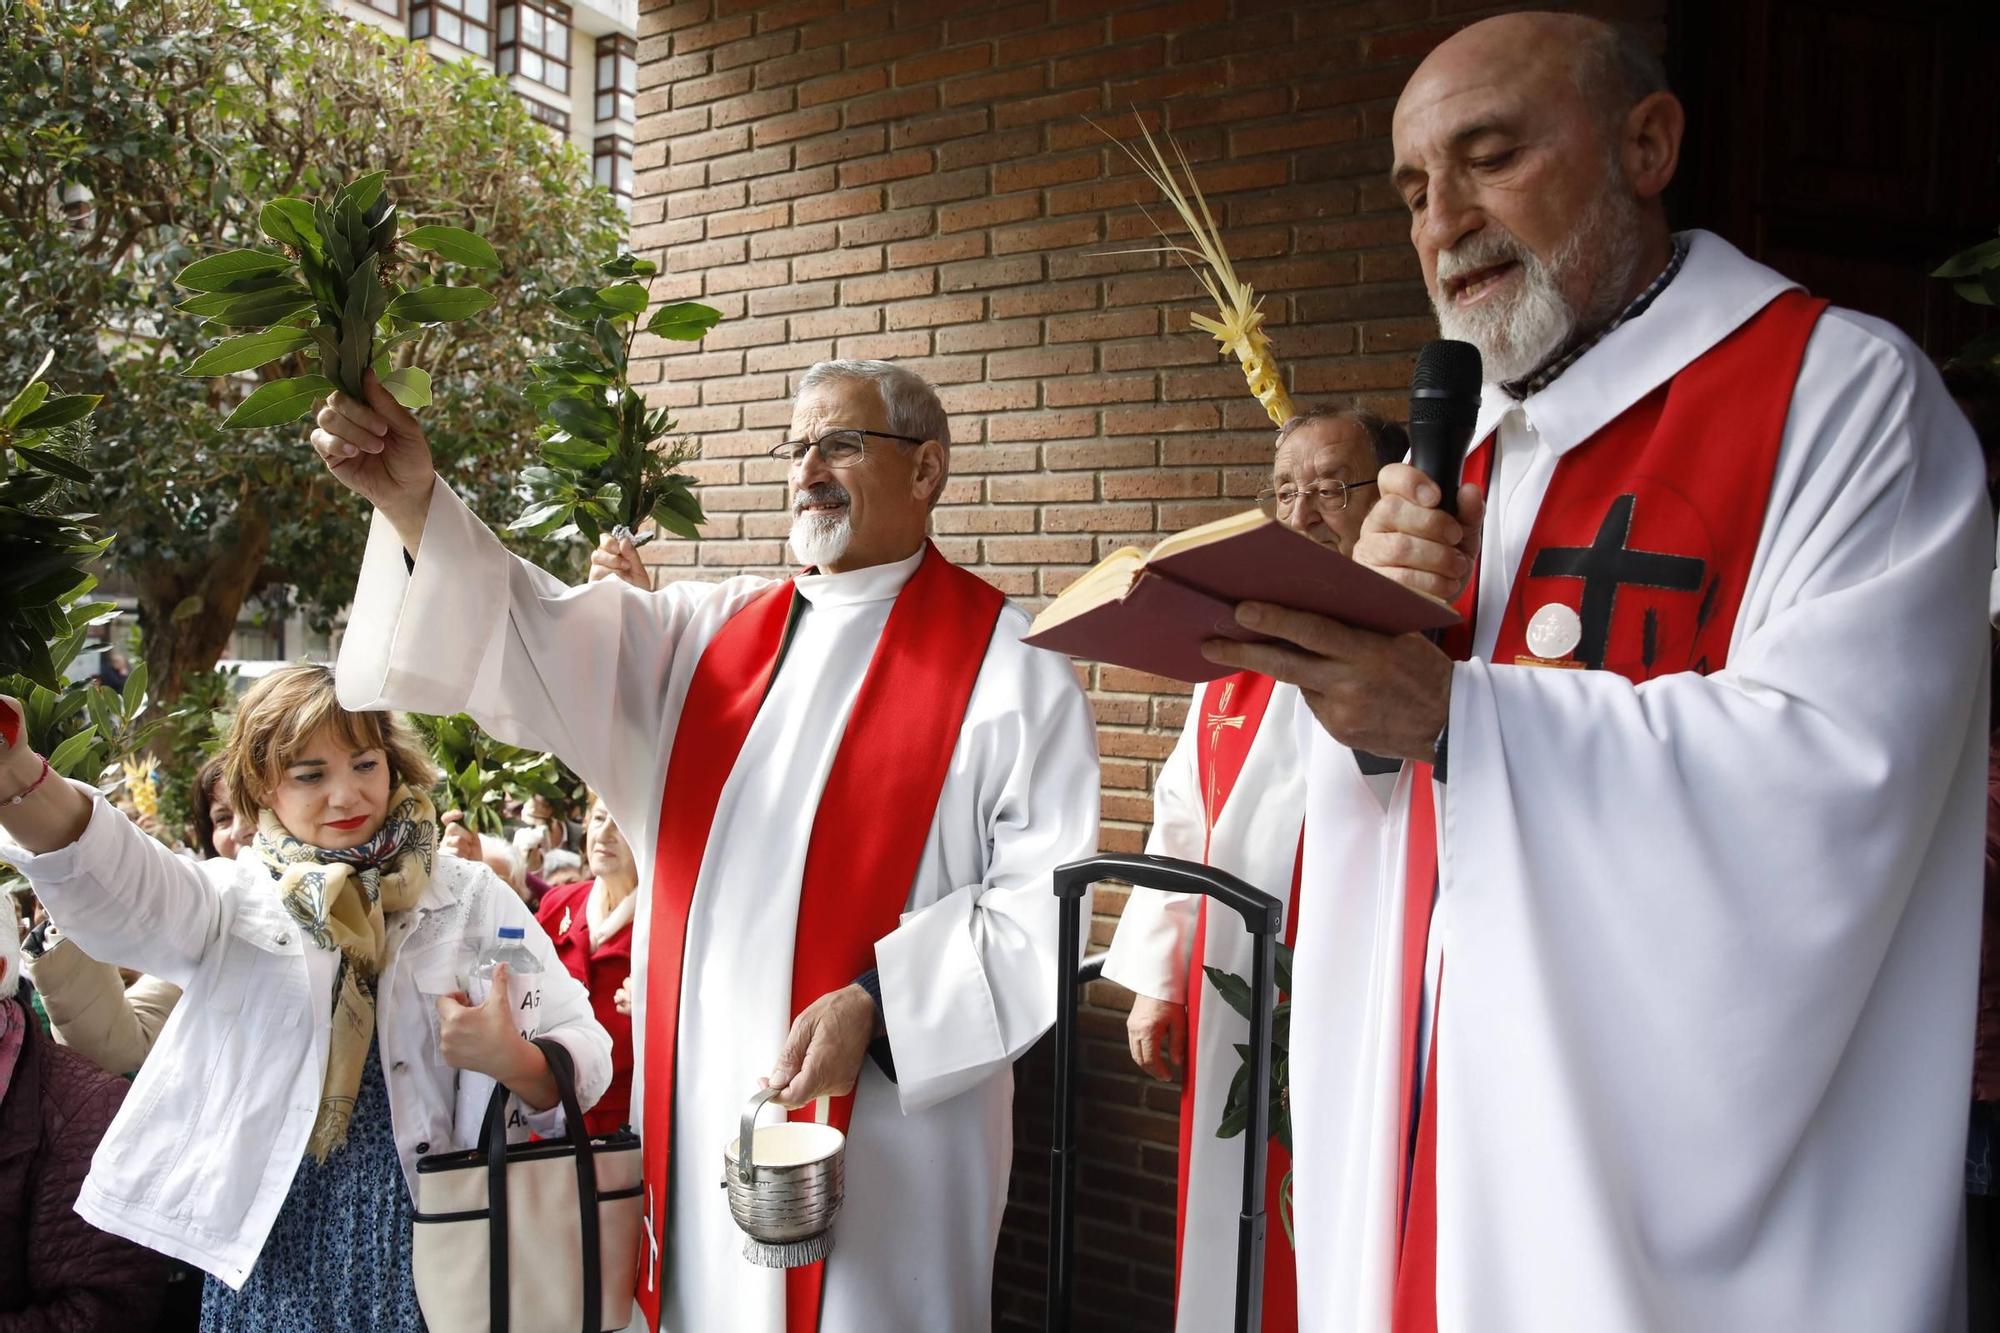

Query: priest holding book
1101;403;1406;1333
308;358;1099;1333
1203;13;1990;1332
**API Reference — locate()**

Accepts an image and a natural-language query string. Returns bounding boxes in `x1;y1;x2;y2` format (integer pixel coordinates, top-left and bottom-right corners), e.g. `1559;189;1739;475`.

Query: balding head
1391;13;1683;383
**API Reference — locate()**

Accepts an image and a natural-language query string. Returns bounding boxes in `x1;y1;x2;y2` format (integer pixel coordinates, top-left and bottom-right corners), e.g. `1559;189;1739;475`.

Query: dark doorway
1669;0;2000;359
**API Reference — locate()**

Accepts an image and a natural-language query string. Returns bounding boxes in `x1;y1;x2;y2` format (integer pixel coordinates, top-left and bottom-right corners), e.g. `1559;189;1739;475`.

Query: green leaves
1205;941;1295;1177
646;301;724;341
180;172;501;421
222;374;336;428
176;248;296;292
1935;229;2000;373
386;285;495;323
181;326;317;377
402;225;499;269
0;358;106;690
511;252;718;549
17;395;103;432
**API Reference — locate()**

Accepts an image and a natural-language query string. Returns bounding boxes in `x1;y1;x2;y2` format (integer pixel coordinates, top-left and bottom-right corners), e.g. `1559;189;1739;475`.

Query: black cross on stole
1527;493;1705;671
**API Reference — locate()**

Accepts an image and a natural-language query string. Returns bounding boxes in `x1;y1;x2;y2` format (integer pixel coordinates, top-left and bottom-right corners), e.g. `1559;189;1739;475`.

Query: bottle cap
498;926;525;940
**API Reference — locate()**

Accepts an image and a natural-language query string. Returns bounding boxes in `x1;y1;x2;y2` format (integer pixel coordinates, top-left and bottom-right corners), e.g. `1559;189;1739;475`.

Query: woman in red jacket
534;795;635;1136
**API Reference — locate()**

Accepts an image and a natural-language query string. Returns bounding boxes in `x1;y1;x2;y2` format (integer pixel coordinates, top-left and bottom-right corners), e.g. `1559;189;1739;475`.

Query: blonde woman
0;665;611;1332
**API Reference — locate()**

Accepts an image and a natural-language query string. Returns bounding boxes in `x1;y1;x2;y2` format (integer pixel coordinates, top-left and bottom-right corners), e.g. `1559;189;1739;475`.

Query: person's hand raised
587;532;650;591
309;369;438;550
1352;463;1485;604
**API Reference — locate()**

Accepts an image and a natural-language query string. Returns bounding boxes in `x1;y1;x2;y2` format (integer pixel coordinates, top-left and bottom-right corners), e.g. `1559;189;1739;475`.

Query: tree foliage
0;0;626;701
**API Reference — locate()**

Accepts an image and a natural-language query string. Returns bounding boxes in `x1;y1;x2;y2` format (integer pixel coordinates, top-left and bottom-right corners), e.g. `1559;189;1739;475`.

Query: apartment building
328;0;637;209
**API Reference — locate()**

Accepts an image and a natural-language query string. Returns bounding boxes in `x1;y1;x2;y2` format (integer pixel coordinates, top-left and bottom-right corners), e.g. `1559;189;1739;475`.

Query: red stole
1173;670;1302;1332
634;543;1005;1333
1390;289;1828;1332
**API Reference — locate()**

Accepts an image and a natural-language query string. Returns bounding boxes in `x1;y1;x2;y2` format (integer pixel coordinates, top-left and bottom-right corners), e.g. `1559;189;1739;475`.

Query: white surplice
1102;678;1318;1332
336;486;1100;1333
1289;230;1994;1332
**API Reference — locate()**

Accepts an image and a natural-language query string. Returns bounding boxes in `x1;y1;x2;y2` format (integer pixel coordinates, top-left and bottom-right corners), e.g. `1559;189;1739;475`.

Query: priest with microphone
309;358;1100;1333
1205;13;1991;1332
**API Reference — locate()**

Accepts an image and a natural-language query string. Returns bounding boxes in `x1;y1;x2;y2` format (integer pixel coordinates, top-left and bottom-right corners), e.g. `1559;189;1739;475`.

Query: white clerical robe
1103;678;1318;1332
1290;229;1993;1332
336;484;1101;1333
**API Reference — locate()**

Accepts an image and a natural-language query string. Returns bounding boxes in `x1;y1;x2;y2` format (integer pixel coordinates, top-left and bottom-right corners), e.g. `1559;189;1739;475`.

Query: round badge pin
1525;603;1583;660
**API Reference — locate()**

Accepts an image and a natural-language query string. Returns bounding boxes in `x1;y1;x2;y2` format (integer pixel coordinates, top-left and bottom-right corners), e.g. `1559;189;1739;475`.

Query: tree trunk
135;506;272;705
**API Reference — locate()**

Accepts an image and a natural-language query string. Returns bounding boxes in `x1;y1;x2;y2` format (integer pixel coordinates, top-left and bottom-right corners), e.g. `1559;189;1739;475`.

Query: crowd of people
1;9;1994;1333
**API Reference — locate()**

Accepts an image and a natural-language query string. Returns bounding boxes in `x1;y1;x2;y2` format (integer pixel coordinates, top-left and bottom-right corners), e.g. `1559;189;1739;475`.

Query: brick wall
629;1;1662;1327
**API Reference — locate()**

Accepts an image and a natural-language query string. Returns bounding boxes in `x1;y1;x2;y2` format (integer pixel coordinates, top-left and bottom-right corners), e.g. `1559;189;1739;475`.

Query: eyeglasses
1256;479;1379;516
768;427;926;466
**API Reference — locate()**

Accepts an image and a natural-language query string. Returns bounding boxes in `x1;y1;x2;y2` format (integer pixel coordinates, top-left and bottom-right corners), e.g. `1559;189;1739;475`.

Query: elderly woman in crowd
534;793;638;1136
23;754;245;1077
0;664;611;1333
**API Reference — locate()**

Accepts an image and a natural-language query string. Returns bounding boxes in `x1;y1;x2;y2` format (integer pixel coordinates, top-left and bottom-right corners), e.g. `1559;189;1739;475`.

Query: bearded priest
1101;404;1404;1333
1204;14;1992;1333
310;359;1100;1333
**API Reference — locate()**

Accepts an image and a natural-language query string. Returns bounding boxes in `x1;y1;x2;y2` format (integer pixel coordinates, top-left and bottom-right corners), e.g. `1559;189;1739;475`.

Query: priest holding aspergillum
310;358;1100;1333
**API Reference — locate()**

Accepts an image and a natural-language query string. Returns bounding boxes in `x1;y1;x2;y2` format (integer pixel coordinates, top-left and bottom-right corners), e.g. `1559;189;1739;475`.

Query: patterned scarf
256;785;438;1160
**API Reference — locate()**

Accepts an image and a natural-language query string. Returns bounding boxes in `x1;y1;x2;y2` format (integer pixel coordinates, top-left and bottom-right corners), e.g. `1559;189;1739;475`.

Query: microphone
1407;339;1482;518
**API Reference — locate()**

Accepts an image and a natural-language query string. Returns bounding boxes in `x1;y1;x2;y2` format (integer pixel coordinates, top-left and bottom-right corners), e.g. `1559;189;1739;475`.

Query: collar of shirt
1467;230;1802;460
1500;233;1692;401
792;541;926;609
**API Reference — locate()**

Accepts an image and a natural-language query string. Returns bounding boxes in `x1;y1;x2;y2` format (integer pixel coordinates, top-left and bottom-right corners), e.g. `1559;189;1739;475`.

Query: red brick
748;222;836;259
987;409;1096;442
1044;501;1152;532
792;188;882;223
932;505;1036;535
796;6;891;50
1046;374;1157;408
886;166;989;209
712;31;801;73
754;106;842;148
797;66;888;108
994;87;1104;131
993;19;1103;64
985;535;1096;564
883;294;986;330
746;339;833;372
712;87;795;128
835;330;931;359
752;46;841;89
665;236;747;271
672;67;754;108
935;381;1038;414
993;153;1101;194
845;85;940;127
988;345;1093;380
749;164;835;203
1045;176;1159;216
746;0;843;29
674;14;753;53
890;107;992;150
989;284;1098;320
946;444;1041;475
893;44;991;87
702;315;790;350
1103;403;1221;434
939;194;1040;234
1046;309;1160;344
943;0;1044;43
935;318;1041;354
988;473;1095;503
1229;108;1363;157
940;65;1046;109
705;202;792;237
747;281;836;316
885;233;985;267
709;145;794;184
792;243;883;282
792;125;887;167
844;27;935;67
672;125;749;163
668;182;748;218
837;150;933;187
842;269;938;303
836;208;933;246
938;253;1042;292
1051;38;1165;88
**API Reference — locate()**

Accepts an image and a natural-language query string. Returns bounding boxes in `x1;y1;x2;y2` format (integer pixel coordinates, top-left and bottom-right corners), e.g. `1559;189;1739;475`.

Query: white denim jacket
0;784;613;1289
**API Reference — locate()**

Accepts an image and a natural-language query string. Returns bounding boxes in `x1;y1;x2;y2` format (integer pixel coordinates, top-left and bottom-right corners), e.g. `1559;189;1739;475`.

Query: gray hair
796;359;952;506
1574;21;1669;127
1276;403;1409;471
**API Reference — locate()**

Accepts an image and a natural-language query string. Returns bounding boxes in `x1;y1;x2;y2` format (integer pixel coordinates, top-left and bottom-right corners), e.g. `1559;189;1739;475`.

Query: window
595;34;635;124
523;98;570;135
498;0;571;94
594;134;634;203
410;0;492;58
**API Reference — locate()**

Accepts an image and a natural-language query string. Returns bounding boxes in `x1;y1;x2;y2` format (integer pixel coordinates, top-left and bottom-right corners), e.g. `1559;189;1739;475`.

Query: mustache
1435;226;1536;285
792;482;851;514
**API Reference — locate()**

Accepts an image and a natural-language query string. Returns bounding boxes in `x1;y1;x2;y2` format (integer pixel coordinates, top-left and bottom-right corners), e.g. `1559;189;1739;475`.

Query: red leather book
1023;509;1459;683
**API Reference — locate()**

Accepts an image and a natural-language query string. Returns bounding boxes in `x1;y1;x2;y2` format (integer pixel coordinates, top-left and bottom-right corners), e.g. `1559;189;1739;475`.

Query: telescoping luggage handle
1048;853;1284;1333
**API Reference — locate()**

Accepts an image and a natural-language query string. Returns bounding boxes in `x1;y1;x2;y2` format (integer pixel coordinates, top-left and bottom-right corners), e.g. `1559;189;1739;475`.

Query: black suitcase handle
1048;853;1283;1333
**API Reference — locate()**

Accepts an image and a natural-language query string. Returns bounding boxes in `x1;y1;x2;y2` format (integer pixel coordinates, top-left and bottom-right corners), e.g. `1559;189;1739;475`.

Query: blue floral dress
199;1036;425;1331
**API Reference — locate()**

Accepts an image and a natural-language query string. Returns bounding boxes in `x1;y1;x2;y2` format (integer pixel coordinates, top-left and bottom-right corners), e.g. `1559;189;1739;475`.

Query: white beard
789;510;852;568
1433;183;1644;385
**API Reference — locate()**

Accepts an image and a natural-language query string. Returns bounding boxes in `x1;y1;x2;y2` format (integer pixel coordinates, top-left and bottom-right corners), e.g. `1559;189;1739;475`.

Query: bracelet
2;755;52;807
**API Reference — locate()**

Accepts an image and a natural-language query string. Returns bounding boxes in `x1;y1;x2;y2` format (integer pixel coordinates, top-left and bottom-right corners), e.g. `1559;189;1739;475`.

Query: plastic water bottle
457;926;546;1142
468;926;544;1040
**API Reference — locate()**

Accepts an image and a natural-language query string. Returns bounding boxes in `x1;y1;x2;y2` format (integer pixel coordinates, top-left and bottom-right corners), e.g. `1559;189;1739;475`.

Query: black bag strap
477;1037;603;1333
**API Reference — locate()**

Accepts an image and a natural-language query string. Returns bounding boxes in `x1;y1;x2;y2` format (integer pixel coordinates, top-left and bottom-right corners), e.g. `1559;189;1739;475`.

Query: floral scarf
256;785;438;1160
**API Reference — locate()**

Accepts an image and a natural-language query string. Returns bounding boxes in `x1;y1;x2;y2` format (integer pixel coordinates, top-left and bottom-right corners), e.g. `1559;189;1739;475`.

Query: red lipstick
325;815;369;831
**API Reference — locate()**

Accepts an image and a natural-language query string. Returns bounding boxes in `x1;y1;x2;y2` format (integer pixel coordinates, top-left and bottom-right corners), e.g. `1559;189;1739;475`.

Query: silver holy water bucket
721;1087;846;1268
